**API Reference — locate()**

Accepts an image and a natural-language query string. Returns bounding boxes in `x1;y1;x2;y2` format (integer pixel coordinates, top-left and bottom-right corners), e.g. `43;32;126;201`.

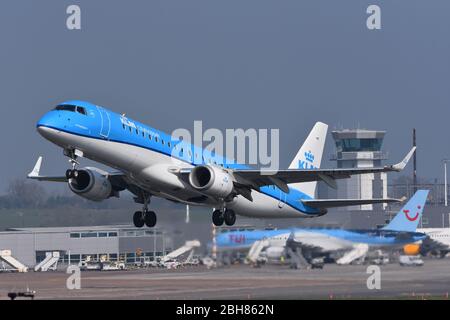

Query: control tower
331;129;388;210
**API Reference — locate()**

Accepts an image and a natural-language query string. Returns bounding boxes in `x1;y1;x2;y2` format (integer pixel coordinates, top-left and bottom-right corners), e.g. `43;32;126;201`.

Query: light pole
444;159;450;207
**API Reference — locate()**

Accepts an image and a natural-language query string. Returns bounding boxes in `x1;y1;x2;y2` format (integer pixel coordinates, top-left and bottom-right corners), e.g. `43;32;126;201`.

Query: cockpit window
76;106;87;115
55;105;76;112
54;105;87;115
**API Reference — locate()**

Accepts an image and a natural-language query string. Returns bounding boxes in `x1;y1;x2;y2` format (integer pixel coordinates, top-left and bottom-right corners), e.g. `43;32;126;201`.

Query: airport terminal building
0;225;173;267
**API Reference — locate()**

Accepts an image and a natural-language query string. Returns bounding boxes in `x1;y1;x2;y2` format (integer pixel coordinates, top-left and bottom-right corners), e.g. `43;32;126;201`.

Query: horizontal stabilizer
301;198;401;209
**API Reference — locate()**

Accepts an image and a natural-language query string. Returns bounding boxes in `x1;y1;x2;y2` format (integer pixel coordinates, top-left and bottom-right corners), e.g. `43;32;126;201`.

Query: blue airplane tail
382;190;429;232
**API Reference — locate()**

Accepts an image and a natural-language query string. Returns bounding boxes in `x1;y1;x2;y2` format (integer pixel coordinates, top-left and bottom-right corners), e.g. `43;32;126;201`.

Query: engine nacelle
68;168;112;201
265;246;285;260
188;165;234;199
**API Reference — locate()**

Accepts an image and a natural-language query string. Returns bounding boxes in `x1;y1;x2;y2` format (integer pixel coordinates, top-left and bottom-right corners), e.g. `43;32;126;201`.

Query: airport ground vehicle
160;259;181;269
78;260;102;271
101;261;126;271
399;255;424;267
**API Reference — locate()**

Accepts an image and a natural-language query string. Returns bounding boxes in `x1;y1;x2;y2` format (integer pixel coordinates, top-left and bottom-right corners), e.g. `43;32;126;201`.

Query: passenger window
168;141;171;147
122;124;126;130
135;129;138;135
149;134;152;140
162;139;165;145
155;137;158;143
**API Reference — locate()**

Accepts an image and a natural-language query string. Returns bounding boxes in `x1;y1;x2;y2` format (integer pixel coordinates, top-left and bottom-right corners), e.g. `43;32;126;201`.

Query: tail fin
382;190;429;232
288;122;328;198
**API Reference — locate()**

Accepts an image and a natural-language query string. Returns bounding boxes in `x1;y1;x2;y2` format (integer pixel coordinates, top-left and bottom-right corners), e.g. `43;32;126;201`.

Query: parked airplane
29;101;414;227
216;190;429;265
417;227;450;257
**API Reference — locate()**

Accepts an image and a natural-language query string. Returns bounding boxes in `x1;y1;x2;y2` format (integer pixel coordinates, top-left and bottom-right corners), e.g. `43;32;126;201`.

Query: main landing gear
133;210;156;228
212;208;236;227
133;194;157;228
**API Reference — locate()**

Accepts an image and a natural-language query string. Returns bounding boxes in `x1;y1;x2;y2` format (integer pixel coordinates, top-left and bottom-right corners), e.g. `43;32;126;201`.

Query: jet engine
68;168;112;201
403;244;421;256
188;165;234;199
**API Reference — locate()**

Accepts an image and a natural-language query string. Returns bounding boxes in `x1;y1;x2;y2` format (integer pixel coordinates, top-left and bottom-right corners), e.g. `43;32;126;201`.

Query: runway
1;259;450;300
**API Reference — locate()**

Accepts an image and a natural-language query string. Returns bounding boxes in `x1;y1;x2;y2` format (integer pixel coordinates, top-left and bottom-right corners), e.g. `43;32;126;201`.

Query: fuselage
215;228;427;251
36;100;322;218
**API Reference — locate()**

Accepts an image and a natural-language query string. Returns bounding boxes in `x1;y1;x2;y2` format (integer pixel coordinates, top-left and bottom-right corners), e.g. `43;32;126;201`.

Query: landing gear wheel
65;169;78;179
133;211;145;228
224;209;236;226
144;210;157;228
212;209;224;226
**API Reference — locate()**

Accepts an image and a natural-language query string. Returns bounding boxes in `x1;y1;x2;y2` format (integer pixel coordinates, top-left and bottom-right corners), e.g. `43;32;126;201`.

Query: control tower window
336;138;383;152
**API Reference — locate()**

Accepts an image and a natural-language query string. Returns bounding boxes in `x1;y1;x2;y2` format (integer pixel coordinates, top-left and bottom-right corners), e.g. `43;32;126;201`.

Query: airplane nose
37;111;59;129
37;125;50;136
36;111;60;139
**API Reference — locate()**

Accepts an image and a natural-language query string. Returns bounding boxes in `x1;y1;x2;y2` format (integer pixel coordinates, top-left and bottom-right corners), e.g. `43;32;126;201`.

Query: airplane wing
27;156;126;182
27;157;67;182
27;157;162;205
301;198;401;209
421;236;450;253
286;231;345;253
229;147;416;193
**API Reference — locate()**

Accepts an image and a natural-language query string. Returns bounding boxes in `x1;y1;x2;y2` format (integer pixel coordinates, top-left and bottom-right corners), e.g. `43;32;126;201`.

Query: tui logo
403;206;420;222
229;234;245;244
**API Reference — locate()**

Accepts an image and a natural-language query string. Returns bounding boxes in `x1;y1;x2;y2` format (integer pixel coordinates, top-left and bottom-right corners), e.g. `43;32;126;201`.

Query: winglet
390;147;416;171
28;156;43;178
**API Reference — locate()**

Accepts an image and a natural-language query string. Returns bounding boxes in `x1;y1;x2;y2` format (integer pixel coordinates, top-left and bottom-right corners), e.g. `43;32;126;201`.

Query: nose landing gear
65;169;79;179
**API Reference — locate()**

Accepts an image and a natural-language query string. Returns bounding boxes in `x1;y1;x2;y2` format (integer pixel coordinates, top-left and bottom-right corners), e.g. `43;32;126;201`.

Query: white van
399;255;424;267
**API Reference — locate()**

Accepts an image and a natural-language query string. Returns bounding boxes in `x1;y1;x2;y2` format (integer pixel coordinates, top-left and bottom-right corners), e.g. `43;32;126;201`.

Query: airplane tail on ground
382;190;429;232
288;122;328;198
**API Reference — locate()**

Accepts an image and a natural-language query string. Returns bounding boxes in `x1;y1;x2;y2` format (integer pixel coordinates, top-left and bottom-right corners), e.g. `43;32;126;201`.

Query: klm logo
298;151;316;170
305;151;314;163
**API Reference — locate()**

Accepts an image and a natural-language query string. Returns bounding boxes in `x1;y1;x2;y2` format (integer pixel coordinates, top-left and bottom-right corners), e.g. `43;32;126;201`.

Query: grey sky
0;1;449;193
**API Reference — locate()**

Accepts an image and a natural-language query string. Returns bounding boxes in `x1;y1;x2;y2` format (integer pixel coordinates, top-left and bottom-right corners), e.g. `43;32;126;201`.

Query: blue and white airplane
215;190;429;263
29;101;415;228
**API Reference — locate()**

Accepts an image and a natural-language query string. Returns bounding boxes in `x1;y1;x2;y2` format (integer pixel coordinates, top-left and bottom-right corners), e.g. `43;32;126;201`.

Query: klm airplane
215;190;429;262
29;101;415;228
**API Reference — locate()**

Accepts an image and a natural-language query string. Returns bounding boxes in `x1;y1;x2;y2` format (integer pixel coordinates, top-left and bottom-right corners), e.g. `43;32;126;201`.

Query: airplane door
97;106;111;139
278;190;286;208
